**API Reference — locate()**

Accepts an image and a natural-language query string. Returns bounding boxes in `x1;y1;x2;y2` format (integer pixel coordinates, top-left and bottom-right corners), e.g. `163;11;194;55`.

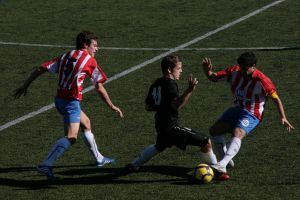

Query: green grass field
0;0;299;199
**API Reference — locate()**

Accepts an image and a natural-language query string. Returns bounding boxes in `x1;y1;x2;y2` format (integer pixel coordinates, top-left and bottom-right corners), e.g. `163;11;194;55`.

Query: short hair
76;31;98;50
237;52;257;68
161;55;182;73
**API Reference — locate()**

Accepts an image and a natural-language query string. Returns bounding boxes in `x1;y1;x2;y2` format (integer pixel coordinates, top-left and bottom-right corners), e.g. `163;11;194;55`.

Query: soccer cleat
210;163;227;173
37;165;56;181
214;172;230;181
210;163;230;181
96;157;116;167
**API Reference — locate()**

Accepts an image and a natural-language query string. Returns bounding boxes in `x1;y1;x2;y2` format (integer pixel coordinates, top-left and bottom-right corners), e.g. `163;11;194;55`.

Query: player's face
241;65;255;76
170;62;183;80
87;39;98;57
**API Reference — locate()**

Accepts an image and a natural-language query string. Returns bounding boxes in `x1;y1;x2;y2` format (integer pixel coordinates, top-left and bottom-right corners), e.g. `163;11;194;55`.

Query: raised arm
171;74;198;110
95;82;124;118
14;66;47;98
202;57;218;82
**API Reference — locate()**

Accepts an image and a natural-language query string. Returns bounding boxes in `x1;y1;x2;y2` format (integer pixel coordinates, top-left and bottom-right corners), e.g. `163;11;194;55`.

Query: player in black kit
122;55;229;181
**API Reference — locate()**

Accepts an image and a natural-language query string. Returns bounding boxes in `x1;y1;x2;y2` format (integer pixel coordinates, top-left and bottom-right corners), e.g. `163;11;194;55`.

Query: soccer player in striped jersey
14;31;124;180
202;52;294;175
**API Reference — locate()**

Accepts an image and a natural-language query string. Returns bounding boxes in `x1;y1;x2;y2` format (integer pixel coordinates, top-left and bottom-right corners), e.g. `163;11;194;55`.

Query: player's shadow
0;164;193;190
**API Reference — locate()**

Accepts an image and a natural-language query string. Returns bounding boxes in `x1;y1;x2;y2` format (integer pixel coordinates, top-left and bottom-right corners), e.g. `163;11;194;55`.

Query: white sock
219;137;241;167
132;144;159;169
82;130;104;162
200;150;218;165
212;135;226;159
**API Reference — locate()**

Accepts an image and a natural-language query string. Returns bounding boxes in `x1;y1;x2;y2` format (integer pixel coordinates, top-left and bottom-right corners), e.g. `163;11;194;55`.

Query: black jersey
145;77;179;131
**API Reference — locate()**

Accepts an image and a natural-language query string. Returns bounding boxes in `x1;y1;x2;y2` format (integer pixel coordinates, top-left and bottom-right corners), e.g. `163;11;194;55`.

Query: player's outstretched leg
117;144;159;175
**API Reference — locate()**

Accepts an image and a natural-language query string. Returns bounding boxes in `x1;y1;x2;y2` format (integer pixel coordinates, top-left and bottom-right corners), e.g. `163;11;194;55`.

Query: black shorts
155;126;209;152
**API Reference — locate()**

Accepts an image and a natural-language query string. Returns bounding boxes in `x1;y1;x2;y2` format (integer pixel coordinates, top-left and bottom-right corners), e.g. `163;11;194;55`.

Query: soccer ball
193;163;214;183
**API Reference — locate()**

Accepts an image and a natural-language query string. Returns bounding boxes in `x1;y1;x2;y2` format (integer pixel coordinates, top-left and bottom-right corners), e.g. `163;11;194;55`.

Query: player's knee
206;138;213;149
80;115;91;131
68;137;77;145
233;128;246;139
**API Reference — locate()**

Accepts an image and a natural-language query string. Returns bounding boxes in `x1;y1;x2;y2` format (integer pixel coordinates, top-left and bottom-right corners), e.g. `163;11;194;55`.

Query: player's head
161;55;183;80
76;31;99;57
237;52;257;75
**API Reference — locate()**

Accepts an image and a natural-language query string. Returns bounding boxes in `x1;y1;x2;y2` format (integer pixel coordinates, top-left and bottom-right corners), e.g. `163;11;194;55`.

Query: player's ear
83;43;89;49
167;67;172;74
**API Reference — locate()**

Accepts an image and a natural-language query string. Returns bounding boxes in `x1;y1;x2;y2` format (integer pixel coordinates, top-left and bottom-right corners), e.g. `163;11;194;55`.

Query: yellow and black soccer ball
193;163;214;184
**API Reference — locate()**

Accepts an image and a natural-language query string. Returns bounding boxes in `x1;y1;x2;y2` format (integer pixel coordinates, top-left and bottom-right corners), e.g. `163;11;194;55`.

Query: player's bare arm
202;57;218;82
270;92;295;132
95;82;124;118
14;66;47;98
171;74;198;110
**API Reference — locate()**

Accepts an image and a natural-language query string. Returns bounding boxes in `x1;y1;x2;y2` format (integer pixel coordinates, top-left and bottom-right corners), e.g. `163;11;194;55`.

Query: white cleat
211;163;227;173
96;157;116;167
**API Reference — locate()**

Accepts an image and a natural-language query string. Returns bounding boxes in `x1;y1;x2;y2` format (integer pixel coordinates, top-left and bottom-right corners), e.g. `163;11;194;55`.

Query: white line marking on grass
0;41;74;48
0;41;294;51
0;0;285;132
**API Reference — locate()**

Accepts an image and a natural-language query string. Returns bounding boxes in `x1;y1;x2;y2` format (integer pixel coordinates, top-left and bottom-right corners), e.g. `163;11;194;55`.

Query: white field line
0;41;292;51
0;0;285;132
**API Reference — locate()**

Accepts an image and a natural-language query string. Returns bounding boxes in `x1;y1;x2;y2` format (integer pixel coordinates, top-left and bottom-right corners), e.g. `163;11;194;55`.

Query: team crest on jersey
241;118;250;127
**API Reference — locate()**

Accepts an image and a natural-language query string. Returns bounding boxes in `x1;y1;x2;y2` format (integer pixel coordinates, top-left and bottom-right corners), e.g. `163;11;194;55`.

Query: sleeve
259;73;276;95
215;66;235;81
216;65;240;82
40;57;60;73
90;59;107;85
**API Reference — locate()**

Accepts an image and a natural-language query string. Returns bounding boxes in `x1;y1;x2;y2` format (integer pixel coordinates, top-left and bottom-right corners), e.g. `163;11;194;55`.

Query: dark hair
161;55;181;73
76;31;98;49
237;52;257;68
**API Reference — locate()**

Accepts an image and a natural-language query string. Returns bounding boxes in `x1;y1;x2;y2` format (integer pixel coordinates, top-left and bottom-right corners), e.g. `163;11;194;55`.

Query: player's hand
14;85;28;99
187;74;198;91
202;57;212;72
281;118;295;132
202;57;218;81
111;105;124;118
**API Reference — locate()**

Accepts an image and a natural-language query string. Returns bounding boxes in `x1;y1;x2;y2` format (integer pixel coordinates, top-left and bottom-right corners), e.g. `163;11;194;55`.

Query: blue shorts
55;97;81;123
218;106;260;135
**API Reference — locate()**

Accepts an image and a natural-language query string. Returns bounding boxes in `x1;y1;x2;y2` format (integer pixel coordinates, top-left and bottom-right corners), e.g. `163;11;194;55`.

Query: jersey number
151;86;162;105
64;58;77;77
